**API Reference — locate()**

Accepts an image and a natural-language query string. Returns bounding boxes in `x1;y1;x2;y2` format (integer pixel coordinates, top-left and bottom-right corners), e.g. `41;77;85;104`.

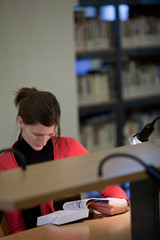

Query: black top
13;136;81;229
13;135;54;229
13;135;54;166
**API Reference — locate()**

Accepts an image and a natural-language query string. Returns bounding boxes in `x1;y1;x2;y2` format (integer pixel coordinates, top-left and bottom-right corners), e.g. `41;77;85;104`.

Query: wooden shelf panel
77;49;116;60
0;140;160;210
123;95;160;109
79;95;160;117
79;100;118;118
122;47;160;57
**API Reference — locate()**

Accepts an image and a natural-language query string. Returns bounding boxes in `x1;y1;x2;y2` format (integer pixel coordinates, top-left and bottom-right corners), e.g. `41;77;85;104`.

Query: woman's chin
33;145;44;151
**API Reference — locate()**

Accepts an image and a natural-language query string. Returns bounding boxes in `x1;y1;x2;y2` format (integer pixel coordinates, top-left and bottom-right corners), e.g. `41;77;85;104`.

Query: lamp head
128;123;154;145
128;133;142;145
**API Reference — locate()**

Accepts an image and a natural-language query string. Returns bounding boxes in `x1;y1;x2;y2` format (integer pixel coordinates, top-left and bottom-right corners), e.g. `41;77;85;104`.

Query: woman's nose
40;136;48;146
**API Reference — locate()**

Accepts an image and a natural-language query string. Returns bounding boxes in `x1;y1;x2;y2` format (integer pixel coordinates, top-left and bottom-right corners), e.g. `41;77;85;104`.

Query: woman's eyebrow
32;132;54;136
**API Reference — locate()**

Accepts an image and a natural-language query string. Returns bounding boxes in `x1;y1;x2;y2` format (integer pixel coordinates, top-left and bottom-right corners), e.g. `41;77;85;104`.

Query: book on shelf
80;114;116;152
37;198;108;226
74;10;86;51
120;16;160;49
74;9;115;52
77;69;115;106
121;60;160;99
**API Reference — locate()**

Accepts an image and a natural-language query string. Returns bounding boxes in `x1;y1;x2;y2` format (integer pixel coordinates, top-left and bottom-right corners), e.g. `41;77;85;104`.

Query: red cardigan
0;137;129;234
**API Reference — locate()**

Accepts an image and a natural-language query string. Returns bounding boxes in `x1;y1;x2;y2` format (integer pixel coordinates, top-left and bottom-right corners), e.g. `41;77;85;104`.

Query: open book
37;198;108;226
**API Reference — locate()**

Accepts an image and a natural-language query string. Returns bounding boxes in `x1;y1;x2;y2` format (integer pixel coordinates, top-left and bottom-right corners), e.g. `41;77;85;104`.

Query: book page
63;199;89;210
63;198;108;210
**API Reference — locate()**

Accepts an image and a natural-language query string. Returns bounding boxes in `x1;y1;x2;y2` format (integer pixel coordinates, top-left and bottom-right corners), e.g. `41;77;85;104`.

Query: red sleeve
100;185;130;205
1;150;26;234
54;137;89;160
4;210;26;234
0;151;18;171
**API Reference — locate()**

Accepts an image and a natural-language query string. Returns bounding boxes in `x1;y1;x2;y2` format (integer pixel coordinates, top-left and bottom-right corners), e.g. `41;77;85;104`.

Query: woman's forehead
28;123;56;134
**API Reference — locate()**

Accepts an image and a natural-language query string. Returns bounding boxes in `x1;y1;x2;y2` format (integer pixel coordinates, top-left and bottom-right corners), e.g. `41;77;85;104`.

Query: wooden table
0;139;160;239
0;211;131;240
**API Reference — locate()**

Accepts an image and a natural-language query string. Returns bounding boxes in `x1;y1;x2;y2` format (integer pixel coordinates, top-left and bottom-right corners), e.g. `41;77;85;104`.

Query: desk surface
1;211;131;240
0;139;160;210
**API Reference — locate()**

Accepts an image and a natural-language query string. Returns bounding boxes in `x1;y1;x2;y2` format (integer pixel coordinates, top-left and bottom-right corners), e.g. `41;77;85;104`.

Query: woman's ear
17;116;23;129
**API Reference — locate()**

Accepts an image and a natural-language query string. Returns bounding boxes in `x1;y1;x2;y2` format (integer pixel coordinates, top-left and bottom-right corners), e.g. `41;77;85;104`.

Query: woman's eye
33;133;41;137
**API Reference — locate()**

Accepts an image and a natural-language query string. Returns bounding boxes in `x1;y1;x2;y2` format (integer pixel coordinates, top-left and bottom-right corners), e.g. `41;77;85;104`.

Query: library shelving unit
74;0;160;152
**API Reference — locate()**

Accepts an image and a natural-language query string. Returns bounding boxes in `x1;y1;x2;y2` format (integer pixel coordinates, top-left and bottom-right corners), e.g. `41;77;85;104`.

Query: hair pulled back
14;87;61;141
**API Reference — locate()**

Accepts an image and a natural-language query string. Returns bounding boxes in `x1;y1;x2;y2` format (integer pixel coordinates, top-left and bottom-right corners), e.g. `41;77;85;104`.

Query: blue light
85;6;96;18
100;5;116;22
75;60;92;76
119;4;129;21
99;4;129;22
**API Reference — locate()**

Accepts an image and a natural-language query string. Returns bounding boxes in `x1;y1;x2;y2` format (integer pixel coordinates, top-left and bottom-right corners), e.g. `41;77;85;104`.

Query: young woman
0;87;129;234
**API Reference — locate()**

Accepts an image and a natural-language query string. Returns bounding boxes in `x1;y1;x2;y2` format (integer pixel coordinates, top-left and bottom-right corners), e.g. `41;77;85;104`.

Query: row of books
77;60;160;105
120;16;160;48
77;70;116;105
74;10;115;52
80;114;116;152
75;11;160;51
122;61;160;99
124;111;160;145
80;111;160;152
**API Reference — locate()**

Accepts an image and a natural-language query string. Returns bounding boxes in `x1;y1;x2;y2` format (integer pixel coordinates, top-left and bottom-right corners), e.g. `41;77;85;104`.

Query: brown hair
14;87;61;145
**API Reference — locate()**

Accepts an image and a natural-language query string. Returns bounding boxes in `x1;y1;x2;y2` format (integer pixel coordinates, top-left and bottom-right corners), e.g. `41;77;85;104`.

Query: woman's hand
89;198;129;216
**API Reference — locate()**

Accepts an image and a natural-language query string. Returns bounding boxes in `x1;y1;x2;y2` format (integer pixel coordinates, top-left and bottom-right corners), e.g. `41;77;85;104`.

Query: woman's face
17;116;56;151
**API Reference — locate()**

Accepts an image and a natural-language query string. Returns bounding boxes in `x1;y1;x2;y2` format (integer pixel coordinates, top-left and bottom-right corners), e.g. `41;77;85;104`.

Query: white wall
0;0;79;148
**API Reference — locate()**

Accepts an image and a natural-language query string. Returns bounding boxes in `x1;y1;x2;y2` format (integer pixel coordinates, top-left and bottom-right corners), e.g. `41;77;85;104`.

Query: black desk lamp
128;116;160;145
98;116;160;185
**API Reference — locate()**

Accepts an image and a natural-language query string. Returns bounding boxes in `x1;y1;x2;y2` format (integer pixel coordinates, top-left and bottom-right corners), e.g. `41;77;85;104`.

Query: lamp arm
0;148;26;170
98;153;160;185
150;116;160;127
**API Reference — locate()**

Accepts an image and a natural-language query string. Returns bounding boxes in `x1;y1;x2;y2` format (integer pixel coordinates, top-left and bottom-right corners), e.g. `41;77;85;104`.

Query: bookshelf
74;0;160;151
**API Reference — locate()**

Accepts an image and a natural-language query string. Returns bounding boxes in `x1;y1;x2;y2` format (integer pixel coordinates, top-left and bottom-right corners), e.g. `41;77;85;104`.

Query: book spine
120;16;160;49
77;69;115;106
80;113;116;152
122;60;160;99
74;10;115;52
